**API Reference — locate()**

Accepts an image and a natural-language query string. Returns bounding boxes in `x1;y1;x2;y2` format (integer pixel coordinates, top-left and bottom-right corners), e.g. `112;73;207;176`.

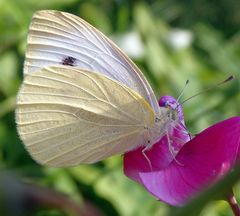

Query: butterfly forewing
24;10;160;115
16;66;155;166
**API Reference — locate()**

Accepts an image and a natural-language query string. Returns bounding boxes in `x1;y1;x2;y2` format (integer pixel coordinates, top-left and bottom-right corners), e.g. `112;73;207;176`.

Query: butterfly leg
142;146;153;171
173;122;192;140
166;132;184;166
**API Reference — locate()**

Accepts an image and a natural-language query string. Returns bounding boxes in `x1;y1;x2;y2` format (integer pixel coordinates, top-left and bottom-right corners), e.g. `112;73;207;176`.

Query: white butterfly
16;10;178;167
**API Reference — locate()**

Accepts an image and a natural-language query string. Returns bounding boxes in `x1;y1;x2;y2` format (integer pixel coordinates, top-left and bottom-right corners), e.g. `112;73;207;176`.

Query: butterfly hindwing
16;65;155;166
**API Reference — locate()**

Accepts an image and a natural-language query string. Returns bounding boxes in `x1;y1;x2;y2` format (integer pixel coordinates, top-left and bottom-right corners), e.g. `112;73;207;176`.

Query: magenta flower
124;96;240;207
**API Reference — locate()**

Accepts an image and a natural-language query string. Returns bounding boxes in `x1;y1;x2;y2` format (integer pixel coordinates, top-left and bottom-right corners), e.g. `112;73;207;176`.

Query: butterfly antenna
176;80;190;103
181;75;234;105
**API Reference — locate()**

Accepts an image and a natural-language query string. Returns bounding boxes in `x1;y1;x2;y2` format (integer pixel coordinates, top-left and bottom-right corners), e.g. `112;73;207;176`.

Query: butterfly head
144;96;181;147
159;95;184;123
166;107;179;122
154;104;179;129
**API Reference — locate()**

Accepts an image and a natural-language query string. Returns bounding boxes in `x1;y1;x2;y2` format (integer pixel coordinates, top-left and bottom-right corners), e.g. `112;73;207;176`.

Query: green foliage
0;0;239;215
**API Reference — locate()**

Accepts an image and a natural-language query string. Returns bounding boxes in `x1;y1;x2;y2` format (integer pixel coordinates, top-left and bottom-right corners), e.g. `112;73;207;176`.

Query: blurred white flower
167;29;193;50
111;31;144;59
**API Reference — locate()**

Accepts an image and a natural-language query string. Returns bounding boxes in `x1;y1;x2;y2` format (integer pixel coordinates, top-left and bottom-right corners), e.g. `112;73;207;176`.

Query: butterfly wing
16;65;155;166
24;10;160;115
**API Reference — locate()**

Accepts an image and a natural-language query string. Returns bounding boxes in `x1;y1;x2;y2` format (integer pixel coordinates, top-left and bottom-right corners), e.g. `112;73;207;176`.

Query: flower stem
226;190;240;216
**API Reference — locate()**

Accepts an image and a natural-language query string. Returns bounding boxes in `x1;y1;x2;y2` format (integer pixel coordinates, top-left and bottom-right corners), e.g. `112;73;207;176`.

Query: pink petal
124;137;174;184
124;96;190;183
124;123;190;182
138;117;240;206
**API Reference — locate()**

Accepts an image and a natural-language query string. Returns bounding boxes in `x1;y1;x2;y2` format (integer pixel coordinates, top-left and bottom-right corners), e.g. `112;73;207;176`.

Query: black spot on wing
62;56;76;66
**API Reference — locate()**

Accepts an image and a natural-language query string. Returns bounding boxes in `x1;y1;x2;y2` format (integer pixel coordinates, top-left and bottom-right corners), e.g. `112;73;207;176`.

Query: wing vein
42;128;142;164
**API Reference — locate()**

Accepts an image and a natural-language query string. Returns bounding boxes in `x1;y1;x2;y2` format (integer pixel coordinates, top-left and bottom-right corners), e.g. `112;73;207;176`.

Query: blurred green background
0;0;239;215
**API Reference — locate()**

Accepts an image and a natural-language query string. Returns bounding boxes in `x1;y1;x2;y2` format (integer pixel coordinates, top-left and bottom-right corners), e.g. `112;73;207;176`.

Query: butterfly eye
167;112;171;118
172;110;179;121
